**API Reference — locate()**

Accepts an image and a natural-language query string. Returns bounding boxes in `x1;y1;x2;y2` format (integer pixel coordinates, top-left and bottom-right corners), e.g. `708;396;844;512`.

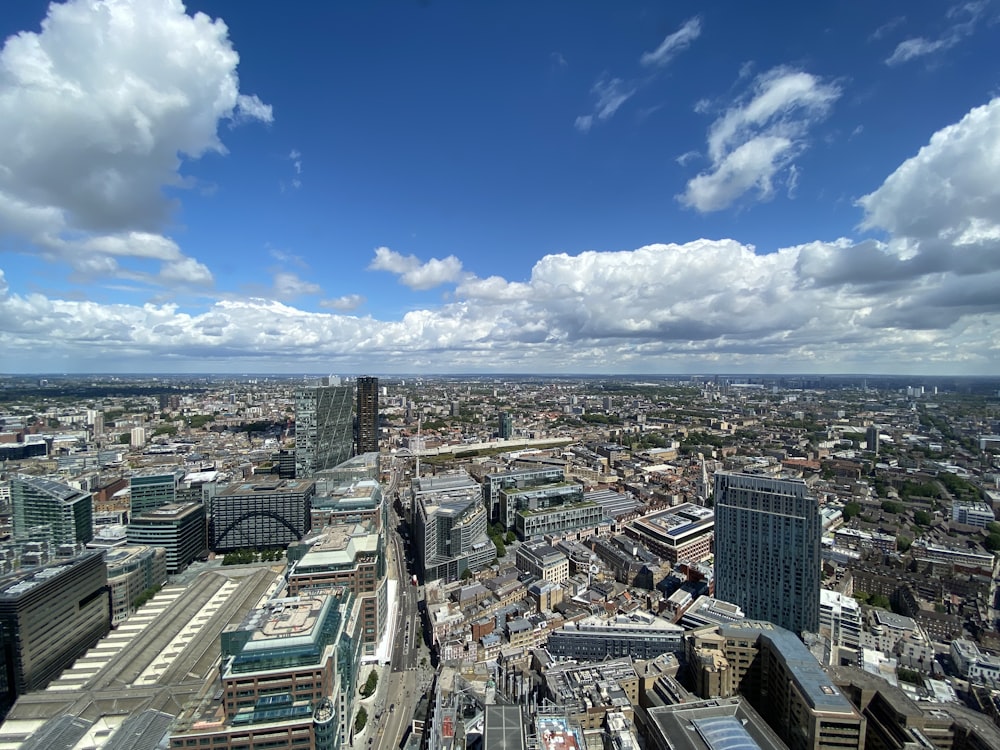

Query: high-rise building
11;475;93;546
129;469;185;517
126;502;206;575
356;376;379;455
714;471;821;635
866;425;880;454
499;411;513;439
294;384;354;478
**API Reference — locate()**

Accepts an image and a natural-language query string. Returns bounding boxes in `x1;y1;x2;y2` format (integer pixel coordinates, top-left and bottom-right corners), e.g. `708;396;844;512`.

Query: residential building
819;589;862;649
211;479;315;552
0;551;110;718
412;472;494;583
126;502;205;574
356;376;379;455
714;471;821;635
11;475;93;546
294;384;354;478
498;412;513;439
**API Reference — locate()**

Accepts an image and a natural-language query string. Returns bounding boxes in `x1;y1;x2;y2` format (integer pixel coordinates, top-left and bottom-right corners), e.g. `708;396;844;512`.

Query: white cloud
320;294;366;312
272;271;321;300
574;115;594;133
0;0;269;288
679;67;840;212
885;2;987;65
575;76;635;132
368;246;466;290
640;17;702;68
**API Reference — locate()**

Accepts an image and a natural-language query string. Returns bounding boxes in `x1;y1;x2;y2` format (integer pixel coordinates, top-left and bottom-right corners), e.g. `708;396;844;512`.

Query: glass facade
295;386;354;478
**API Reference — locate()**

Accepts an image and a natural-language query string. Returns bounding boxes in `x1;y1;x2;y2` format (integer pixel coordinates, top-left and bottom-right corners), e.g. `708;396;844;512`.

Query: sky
1;0;999;376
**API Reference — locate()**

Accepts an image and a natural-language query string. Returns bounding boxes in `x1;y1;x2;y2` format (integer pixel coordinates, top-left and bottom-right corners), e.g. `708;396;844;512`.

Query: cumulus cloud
272;271;321;300
0;0;269;289
679;67;841;212
885;1;987;65
640;17;702;68
368;246;465;290
2;96;1000;374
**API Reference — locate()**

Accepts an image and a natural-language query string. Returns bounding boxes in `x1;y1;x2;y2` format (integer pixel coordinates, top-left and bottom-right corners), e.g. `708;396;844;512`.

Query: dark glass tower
356;376;379;454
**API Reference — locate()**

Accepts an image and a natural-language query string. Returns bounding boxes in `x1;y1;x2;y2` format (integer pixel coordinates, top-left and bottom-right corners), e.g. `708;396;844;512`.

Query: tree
843;502;862;521
460;568;474;581
896;535;912;553
493;536;506;558
985;533;1000;552
853;591;871;604
504;531;515;544
360;669;378;697
354;706;368;733
870;594;891;610
914;510;932;526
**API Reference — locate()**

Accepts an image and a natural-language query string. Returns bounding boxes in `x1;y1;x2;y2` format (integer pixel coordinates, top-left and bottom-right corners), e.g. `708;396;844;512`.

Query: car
389;704;395;713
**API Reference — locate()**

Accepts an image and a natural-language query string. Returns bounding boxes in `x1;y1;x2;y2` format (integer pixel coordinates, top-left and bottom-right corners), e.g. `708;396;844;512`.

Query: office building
412;472;494;583
129;469;185;517
0;551;110;718
287;521;387;656
500;481;585;534
169;587;363;750
547;614;684;660
482;466;565;526
356;376;379;454
819;589;862;650
212;479;315;552
686;620;866;750
127;502;205;574
515;541;569;584
624;502;714;565
104;545;168;625
714;471;821;635
310;477;387;532
11;475;93;546
294;384;354;478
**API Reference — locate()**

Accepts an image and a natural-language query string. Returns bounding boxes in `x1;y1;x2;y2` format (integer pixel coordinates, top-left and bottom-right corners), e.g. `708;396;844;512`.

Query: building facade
0;551;110;718
294;385;354;478
212;479;316;552
104;545;168;625
714;471;821;635
11;475;93;546
482;466;565;526
126;502;206;574
129;469;185;517
412;472;495;583
355;376;379;455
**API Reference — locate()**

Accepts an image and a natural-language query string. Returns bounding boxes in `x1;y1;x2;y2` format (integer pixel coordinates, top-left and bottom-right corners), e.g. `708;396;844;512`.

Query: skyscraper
11;475;93;546
294;383;354;478
713;471;821;635
356;376;379;454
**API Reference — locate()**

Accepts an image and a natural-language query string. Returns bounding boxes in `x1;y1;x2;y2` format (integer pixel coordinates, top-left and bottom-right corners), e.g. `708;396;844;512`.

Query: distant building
0;551;110;718
211;479;315;552
127;502;205;574
624;502;714;565
714;471;821;635
129;469;185;517
865;425;880;453
498;411;513;439
482;466;565;526
294;384;354;478
356;376;379;455
11;474;93;546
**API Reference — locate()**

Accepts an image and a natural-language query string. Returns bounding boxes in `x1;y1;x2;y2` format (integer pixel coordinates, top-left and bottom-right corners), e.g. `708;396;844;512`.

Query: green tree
360;668;378;697
504;531;515;544
870;594;891;610
493;536;506;558
853;591;871;604
914;510;932;526
896;535;912;553
460;568;474;581
985;533;1000;552
843;502;862;521
354;706;368;733
881;500;903;514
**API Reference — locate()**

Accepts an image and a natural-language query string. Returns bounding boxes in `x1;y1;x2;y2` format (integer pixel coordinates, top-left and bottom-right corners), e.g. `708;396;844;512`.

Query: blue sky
1;0;999;375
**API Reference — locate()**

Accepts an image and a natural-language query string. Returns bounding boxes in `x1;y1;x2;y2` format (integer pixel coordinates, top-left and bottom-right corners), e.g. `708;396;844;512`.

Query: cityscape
2;1;1000;750
0;373;999;750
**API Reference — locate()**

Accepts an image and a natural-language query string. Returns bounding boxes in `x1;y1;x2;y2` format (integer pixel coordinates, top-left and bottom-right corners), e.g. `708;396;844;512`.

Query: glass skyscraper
11;475;93;546
295;384;354;478
713;471;821;635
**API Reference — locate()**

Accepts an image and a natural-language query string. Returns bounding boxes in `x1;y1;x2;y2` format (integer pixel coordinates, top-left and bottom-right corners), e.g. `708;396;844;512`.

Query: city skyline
1;1;999;375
